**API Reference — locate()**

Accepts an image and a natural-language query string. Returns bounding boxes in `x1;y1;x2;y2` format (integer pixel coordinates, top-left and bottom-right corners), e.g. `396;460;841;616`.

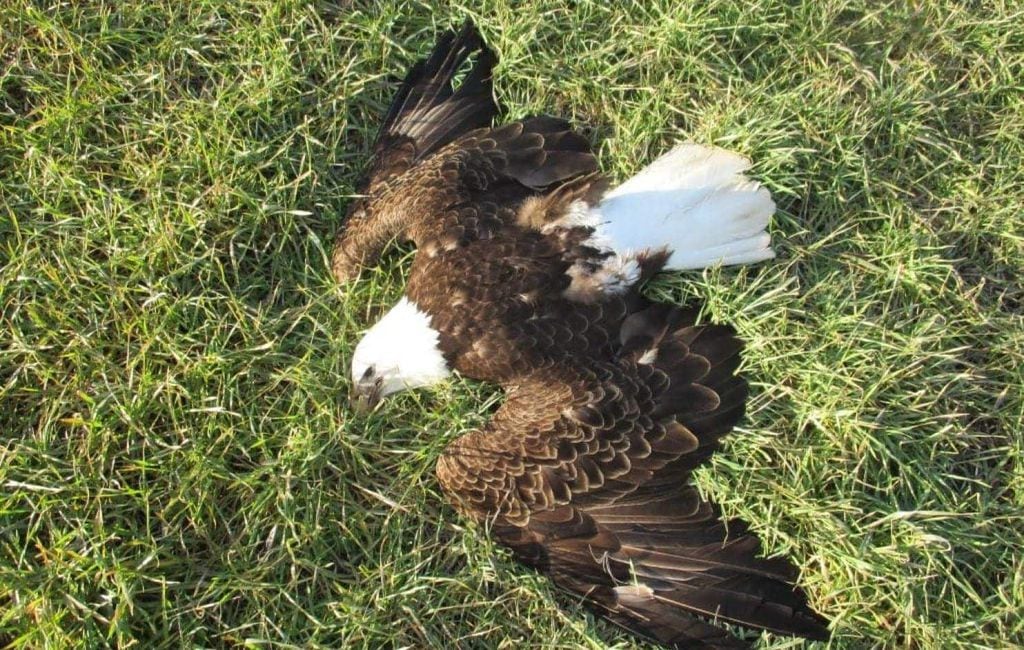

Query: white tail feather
596;144;776;271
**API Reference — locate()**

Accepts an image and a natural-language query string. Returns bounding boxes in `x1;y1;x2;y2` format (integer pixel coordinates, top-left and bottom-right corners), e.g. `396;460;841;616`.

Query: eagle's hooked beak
351;368;384;414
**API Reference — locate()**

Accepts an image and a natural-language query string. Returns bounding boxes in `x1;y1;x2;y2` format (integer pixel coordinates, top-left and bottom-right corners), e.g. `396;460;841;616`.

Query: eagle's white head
350;297;451;411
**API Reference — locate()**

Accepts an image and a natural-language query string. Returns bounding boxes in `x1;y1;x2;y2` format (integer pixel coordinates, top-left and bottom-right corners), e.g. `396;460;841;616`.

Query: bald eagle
338;22;827;649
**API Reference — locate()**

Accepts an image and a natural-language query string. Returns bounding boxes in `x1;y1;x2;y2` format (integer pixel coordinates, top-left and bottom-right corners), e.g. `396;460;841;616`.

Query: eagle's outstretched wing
332;21;496;282
331;22;599;282
357;20;498;197
334;113;597;281
436;308;829;648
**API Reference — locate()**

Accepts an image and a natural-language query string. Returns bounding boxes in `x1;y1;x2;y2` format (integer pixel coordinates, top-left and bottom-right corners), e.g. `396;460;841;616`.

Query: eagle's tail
592;304;830;646
597;144;776;271
374;20;498;160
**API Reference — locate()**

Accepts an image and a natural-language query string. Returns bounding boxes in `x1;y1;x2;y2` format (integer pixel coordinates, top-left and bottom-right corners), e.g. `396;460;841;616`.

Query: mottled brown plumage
435;309;828;648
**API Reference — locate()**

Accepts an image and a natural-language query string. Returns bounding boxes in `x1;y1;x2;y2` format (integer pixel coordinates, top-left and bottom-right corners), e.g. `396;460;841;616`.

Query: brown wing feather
436;312;829;647
358;20;498;196
333;115;597;282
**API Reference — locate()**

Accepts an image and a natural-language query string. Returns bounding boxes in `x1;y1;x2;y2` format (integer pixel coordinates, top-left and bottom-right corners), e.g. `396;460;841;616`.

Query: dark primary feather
361;20;498;194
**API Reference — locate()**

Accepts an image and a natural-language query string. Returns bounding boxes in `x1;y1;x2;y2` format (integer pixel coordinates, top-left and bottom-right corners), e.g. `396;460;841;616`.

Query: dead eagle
336;21;829;649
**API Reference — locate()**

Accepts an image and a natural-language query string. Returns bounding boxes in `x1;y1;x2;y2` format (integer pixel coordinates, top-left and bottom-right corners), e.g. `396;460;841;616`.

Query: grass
1;0;1022;647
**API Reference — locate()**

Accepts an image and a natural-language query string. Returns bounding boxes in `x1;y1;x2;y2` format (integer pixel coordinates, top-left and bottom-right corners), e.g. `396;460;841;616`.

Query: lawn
1;1;1022;648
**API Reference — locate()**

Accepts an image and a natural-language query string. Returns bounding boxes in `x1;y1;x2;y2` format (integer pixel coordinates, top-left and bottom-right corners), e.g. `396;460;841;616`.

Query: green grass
1;1;1022;647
